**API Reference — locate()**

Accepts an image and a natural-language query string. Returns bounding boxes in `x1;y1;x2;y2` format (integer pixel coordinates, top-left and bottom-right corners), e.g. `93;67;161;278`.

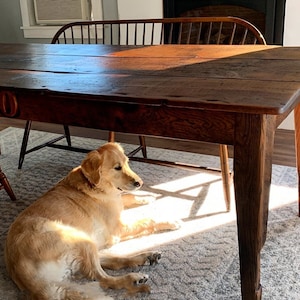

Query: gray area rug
0;127;299;300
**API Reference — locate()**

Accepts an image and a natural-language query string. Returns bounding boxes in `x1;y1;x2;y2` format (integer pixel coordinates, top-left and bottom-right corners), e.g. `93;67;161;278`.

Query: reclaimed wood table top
0;43;299;116
1;43;300;300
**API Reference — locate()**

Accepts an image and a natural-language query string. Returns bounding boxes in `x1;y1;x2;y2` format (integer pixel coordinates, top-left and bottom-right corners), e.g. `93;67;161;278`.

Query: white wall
279;0;300;130
280;0;300;130
283;0;300;46
117;0;162;19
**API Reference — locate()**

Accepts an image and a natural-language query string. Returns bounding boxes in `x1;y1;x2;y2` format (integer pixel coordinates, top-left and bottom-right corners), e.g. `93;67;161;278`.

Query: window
20;0;103;39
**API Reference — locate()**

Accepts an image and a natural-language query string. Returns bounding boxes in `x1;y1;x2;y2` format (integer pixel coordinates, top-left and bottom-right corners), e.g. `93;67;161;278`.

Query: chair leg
18;120;32;169
219;144;232;211
0;167;16;201
138;135;147;158
108;131;115;142
63;125;72;146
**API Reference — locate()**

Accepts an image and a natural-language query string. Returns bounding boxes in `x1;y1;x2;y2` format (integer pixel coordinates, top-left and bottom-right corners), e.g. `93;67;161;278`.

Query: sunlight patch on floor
269;184;298;209
110;173;298;256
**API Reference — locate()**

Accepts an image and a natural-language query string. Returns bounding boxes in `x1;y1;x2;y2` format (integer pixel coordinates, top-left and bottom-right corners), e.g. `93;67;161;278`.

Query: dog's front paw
132;194;156;207
122;193;156;208
154;219;182;232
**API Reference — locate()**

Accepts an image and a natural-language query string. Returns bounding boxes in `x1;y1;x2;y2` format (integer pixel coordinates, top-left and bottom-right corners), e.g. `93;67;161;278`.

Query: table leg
294;104;300;217
234;114;276;300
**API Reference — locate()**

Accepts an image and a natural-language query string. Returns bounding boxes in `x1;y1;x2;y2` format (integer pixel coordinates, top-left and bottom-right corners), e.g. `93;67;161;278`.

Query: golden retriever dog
5;142;179;299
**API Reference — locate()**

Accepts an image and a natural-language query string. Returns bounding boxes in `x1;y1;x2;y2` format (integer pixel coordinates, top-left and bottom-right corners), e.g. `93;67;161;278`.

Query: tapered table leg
234;113;276;300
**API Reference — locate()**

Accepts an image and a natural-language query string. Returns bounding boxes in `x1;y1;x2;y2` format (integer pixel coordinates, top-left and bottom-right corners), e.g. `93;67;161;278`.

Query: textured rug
0;127;299;300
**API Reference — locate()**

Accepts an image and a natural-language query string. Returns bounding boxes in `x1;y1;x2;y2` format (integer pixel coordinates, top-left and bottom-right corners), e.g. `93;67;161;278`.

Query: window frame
20;0;103;39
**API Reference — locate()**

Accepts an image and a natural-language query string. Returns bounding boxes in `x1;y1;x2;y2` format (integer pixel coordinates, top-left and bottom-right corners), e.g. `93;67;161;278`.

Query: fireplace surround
163;0;286;44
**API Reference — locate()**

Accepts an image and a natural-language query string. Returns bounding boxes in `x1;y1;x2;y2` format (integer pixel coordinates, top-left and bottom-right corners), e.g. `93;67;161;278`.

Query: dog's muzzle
118;179;142;192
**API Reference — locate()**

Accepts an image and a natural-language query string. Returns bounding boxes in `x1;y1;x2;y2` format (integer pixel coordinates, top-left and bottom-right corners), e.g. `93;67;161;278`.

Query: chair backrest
51;17;266;46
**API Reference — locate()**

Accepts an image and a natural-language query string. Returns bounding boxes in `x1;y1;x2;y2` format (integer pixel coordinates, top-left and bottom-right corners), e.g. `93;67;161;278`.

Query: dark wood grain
234;113;276;299
0;44;299;115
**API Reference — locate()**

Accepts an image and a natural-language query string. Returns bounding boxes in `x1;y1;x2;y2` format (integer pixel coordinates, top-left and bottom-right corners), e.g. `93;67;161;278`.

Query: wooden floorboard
0;118;296;167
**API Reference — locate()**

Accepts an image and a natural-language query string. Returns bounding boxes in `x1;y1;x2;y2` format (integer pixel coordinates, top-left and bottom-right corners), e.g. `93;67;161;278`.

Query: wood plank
1;45;300;115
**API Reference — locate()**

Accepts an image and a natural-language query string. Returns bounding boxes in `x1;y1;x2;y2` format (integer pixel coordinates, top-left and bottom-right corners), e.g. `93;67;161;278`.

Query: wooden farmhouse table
1;43;300;299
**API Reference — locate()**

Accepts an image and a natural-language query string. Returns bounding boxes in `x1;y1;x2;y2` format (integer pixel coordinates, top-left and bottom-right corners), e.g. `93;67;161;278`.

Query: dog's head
81;142;143;192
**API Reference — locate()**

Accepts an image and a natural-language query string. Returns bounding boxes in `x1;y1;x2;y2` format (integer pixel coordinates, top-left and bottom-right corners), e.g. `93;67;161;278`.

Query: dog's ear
81;150;103;186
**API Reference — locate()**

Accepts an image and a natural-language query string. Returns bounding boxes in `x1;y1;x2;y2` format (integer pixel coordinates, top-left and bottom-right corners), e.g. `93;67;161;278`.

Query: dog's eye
114;165;122;171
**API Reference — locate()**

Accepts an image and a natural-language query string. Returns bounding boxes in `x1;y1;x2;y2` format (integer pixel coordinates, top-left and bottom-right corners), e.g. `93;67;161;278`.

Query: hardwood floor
0;118;296;167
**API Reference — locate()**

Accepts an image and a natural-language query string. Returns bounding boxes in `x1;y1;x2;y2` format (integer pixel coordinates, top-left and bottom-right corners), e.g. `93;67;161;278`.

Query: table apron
1;91;237;145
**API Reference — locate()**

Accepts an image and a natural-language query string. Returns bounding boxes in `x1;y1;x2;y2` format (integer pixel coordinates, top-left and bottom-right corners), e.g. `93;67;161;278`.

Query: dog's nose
134;181;141;188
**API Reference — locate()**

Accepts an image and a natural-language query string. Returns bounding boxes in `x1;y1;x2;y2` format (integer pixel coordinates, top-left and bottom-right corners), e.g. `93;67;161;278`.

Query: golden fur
5;143;179;299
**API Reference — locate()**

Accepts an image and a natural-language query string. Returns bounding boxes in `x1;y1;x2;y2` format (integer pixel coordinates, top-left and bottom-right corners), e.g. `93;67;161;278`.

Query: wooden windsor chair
18;16;266;210
0;167;16;201
0;146;16;201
